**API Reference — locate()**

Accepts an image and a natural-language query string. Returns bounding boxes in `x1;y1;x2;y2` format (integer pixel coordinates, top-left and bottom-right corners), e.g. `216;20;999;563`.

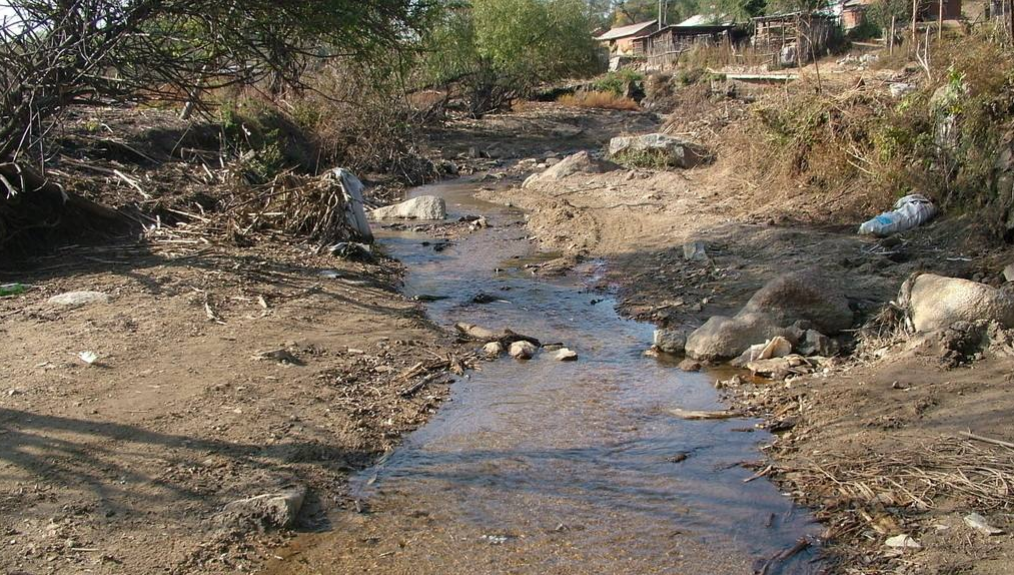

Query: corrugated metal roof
595;20;658;41
677;14;735;26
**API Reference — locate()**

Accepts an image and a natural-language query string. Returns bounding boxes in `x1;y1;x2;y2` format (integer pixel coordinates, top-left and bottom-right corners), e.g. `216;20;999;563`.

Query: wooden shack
595;20;660;56
632;24;739;69
751;12;837;65
921;0;962;20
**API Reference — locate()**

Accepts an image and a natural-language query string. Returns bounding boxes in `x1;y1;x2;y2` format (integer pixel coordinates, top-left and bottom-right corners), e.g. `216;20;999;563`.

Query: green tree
425;0;603;116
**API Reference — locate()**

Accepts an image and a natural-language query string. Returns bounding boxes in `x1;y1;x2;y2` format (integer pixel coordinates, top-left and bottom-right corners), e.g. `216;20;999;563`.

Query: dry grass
557;91;640;111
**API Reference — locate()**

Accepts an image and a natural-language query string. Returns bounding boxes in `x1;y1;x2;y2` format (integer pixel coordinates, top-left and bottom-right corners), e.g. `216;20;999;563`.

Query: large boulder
369;196;446;221
900;274;1014;333
522;151;618;188
739;271;854;334
608;134;710;169
686;313;797;361
686;271;853;361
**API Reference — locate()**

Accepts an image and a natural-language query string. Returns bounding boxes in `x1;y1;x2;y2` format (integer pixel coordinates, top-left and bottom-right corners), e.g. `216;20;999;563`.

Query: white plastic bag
858;194;937;237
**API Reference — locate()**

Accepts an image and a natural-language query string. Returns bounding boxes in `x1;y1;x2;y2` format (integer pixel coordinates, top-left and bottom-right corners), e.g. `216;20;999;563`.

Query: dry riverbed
471;102;1014;573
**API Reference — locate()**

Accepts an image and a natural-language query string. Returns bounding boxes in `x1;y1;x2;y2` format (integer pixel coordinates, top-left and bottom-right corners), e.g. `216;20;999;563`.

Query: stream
268;179;822;574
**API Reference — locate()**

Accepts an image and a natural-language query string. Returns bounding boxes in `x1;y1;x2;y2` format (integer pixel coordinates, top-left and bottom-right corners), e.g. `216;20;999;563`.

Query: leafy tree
867;0;911;37
0;0;441;166
424;0;603;116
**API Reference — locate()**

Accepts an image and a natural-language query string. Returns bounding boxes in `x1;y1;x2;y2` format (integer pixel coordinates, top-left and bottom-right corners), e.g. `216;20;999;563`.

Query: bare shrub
557;91;640;111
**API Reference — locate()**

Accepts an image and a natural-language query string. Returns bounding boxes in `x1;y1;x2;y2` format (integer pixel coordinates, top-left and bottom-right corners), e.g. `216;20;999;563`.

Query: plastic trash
0;283;26;297
858;194;937;237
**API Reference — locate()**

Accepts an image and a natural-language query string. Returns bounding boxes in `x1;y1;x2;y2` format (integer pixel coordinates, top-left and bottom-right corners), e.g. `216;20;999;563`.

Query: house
752;12;838;65
632;24;741;69
841;0;872;30
595;20;659;56
919;0;962;20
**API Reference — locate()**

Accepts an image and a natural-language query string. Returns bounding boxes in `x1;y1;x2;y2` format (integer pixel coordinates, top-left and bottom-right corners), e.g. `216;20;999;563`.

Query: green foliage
866;0;911;35
424;0;603;115
593;70;645;95
751;34;1014;239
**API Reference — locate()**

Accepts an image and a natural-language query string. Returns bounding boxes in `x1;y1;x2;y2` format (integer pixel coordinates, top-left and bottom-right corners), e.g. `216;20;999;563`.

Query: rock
740;271;853;333
678;359;702;372
964;513;1004;535
884;534;921;549
686;270;852;361
889;82;917;99
746;355;812;380
900;274;1014;333
369;196;446;221
554;348;579;361
1004;263;1014;283
683;241;708;262
608;134;710;169
653;327;691;354
797;330;838;357
455;322;501;342
483;342;505;358
48;291;110;307
779;45;797;67
687;313;793;361
217;485;307;531
522;151;618;188
509;340;538;360
330;242;375;263
731;336;793;367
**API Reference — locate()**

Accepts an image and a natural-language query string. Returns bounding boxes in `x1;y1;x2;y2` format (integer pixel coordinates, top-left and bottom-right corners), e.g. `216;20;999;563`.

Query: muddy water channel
269;180;821;574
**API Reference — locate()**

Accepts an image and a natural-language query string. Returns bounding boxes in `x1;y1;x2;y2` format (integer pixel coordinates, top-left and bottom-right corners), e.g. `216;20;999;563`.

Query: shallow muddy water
266;180;821;574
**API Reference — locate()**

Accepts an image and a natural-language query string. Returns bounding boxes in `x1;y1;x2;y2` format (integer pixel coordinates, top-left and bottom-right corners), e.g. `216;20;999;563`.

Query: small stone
508;341;538;360
483;342;504;358
678;359;702;372
964;512;1004;535
217;485;307;531
48;291;110;307
683;241;708;262
885;534;921;549
1004;264;1014;283
653;328;690;354
554;348;578;362
797;330;838;357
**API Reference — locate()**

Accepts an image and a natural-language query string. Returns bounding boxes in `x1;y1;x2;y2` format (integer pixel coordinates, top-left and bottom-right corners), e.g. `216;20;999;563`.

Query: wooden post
938;0;943;39
912;0;919;50
890;15;896;53
1009;0;1014;43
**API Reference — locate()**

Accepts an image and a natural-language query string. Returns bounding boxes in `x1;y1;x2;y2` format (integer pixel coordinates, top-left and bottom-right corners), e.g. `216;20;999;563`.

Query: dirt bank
0;109;469;574
474;98;1014;573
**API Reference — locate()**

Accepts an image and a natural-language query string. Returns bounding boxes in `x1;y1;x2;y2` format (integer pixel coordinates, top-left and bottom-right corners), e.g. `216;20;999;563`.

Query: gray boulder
739;271;853;334
900;274;1014;333
369;196;446;221
797;330;838;357
216;485;307;531
608;134;710;169
653;327;693;354
48;291;110;307
686;313;797;361
522;151;618;188
686;271;853;361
